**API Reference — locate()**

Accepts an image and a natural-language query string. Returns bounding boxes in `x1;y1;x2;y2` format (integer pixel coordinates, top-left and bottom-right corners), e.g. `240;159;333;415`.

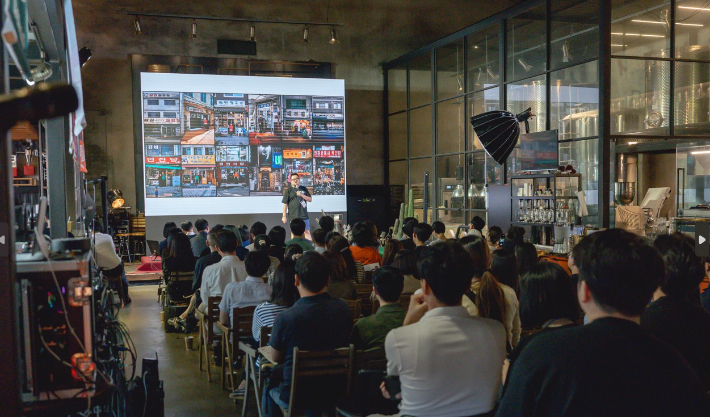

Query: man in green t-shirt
282;173;312;239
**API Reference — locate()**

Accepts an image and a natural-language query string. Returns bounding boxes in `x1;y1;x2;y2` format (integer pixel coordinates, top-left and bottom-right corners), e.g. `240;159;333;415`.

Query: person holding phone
282;173;313;240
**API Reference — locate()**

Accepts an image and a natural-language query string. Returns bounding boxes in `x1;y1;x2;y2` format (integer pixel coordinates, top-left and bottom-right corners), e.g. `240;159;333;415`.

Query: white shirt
385;306;507;417
94;232;121;269
219;276;272;326
314;246;326;254
199;255;247;312
462;283;522;347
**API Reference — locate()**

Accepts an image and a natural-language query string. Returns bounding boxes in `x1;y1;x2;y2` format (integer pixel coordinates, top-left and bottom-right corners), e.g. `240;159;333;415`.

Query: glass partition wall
384;0;710;229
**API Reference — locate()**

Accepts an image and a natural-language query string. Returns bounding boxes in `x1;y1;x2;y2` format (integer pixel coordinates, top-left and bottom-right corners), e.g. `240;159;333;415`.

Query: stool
118;236;132;263
133;239;145;257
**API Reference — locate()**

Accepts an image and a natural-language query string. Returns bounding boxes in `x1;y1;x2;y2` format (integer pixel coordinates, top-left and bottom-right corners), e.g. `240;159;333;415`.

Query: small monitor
519;130;559;172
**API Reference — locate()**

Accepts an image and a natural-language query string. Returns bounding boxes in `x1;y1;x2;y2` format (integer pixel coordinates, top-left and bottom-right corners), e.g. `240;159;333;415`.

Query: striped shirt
252;302;288;342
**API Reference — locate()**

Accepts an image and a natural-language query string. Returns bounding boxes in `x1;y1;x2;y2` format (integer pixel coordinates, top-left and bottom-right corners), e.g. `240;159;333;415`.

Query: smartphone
383;375;401;399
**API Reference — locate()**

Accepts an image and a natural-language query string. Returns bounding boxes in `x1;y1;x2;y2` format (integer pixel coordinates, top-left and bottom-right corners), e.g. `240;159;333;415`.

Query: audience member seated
328;235;365;282
238;224;251;248
198;230;247;314
268;226;287;261
252;260;300;346
92;220;130;305
182;220;195;238
190;218;210;257
224;225;248;260
219;250;272;328
254;234;281;285
392;250;421;294
399;219;417;251
163;232;197;273
382;241;506;416
492;249;521;295
515;242;539;280
318;215;335;234
487;225;503;253
502;225;525;253
497;229;710;416
349;222;382;266
161;227;182;259
460;235;519;349
412;223;433;247
381;238;403;266
285;218;315;252
351;266;406;350
323;250;357;300
246;221;267;252
641;233;710;391
284;244;304;263
262;252;353;416
430;221;447;244
159;221;178;254
312;228;327;254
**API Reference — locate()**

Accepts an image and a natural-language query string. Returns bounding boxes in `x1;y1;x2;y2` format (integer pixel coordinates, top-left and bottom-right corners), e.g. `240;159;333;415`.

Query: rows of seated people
157;214;710;417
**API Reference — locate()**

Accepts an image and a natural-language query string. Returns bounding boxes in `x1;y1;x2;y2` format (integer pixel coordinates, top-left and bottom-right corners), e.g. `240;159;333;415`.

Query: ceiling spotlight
250;25;256;42
518;58;532;72
329;27;339;44
303;26;309;43
192;20;197;39
562;40;572;63
134;16;142;35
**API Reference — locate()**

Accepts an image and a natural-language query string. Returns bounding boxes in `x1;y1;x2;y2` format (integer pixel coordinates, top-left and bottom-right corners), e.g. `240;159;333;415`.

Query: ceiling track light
192;20;197;39
303;26;309;43
329;26;338;44
250;25;256;42
134;16;142;35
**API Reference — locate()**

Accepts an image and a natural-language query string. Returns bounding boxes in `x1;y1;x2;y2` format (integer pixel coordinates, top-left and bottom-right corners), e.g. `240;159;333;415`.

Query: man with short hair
399;219;417;251
262;252;352;416
285;218;314;252
182;220;195;237
382;241;506;416
92;221;131;305
430;221;447;244
412;223;433;247
351;266;407;350
193;230;222;294
198;230;247;314
245;221;267;252
311;228;327;254
191;218;210;257
219;251;272;327
318;215;335;234
282;173;313;240
497;229;710;416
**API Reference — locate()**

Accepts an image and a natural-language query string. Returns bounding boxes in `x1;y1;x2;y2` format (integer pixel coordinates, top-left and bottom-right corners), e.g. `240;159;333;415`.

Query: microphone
0;83;79;131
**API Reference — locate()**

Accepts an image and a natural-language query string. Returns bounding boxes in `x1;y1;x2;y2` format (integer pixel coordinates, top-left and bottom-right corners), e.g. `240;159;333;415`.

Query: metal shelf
512;222;555;227
512;196;554;200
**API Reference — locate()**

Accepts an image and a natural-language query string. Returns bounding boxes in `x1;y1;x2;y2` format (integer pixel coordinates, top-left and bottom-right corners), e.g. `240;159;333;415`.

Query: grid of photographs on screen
143;92;345;198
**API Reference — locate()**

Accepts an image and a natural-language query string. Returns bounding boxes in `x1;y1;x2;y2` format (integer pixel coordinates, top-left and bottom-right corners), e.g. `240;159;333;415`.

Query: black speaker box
347;185;388;234
217;39;257;56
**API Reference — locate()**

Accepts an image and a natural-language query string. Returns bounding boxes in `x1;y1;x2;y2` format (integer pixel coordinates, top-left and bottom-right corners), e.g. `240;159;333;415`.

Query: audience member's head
206;230;220;251
181;220;194;234
571;229;663;317
322;250;349;283
211;224;225;233
413;223;433;246
295;252;331;294
403;217;417;226
401;219;418;239
516;242;539;278
167;232;192;259
195;218;209;232
165;227;183;250
91;219;104;234
503;226;525;252
373;266;405;303
352;222;378;248
223;225;242;247
488;226;503;245
253;234;271;252
250;221;267;241
393;249;420;279
268;226;287;248
491;249;520;295
417;241;474;306
520;262;579;328
460;234;490;276
285;244;304;262
162;222;178;239
431;221;446;238
244;250;271;278
382;239;403;266
461;234;506;324
327;235;358;280
271;260;300;307
318;215;335;233
238;225;250;245
215;230;238;255
312;228;327;247
325;231;341;245
471;216;486;233
653;233;705;300
290;218;306;237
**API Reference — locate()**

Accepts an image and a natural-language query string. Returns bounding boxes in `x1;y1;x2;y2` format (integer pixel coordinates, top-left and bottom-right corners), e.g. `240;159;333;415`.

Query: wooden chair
221;305;256;391
196;296;222;382
278;345;355;417
345;299;362;321
337;348;399;417
372;293;412;314
240;326;273;417
354;284;374;317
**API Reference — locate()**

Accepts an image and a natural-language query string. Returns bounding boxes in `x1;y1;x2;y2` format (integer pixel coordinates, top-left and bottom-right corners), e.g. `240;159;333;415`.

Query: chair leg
198;319;204;371
227;344;235;392
249;358;263;417
205;337;212;382
221;333;227;390
242;356;250;413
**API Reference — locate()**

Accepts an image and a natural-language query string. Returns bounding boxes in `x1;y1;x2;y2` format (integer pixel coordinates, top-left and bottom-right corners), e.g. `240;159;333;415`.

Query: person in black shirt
498;229;710;417
641;233;710;391
399;219;417;251
282;173;312;240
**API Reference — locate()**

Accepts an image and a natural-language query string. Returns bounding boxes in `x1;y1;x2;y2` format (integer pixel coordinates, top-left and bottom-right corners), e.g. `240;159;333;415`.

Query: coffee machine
553;224;570;254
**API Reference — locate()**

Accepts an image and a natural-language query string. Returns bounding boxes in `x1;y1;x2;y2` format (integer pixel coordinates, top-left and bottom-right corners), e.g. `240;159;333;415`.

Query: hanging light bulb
192;20;197;39
562;40;572;63
250;25;256;42
303;26;309;43
134;16;142;35
329;27;339;44
518;58;532;72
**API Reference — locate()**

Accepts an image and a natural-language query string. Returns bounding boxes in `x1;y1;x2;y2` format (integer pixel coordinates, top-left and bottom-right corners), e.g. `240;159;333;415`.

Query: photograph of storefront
281;95;312;141
249;145;283;195
145;157;182;198
313;145;345;195
311;96;344;141
216;162;250;196
248;94;281;144
182;93;215;146
181;154;217;197
214;93;249;146
283;147;314;188
143;92;182;143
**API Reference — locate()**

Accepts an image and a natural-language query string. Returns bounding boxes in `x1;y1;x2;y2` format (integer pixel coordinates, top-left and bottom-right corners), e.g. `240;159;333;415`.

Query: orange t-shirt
350;245;382;266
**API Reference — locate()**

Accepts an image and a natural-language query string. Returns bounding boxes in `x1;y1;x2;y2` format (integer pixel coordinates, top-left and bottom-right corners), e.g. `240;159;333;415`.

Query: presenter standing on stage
282;173;313;240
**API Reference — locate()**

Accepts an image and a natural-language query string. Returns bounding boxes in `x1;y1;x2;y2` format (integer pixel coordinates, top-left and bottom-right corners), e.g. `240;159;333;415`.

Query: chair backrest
355;347;387;371
373;293;411;314
165;270;195;302
345;299;362;320
354;347;399;416
259;326;272;348
289;345;354;411
206;296;222;344
355;284;373;316
232;305;257;339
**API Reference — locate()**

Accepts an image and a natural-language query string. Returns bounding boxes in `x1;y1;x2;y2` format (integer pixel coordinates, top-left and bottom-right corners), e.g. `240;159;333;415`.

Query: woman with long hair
268;226;287;262
392;249;421;294
323;250;357;300
328;235;365;283
284;244;304;263
159;222;178;254
349;222;382;266
460;234;521;348
492;249;520;296
254;234;281;284
163;232;197;273
381;239;403;267
515;242;539;278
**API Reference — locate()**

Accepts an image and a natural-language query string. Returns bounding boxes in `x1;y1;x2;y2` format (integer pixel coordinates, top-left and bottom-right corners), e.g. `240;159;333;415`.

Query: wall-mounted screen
141;73;346;216
519;129;558;172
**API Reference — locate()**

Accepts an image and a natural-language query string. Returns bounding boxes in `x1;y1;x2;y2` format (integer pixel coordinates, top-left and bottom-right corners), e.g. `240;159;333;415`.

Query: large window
550;61;599;140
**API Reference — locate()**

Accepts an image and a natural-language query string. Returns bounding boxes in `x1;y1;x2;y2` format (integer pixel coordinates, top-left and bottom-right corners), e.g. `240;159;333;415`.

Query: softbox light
470;108;534;165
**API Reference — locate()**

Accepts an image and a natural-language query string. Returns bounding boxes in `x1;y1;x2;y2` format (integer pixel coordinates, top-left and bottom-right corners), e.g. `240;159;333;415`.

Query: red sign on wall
145;157;181;164
313;150;342;158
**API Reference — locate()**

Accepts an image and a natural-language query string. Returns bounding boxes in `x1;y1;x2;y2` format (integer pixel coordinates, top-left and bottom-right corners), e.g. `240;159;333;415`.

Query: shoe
167;317;186;330
229;388;245;400
124;297;132;306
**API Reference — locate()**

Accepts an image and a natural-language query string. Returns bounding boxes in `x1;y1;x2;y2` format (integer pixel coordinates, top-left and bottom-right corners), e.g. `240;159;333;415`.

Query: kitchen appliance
553;223;570;254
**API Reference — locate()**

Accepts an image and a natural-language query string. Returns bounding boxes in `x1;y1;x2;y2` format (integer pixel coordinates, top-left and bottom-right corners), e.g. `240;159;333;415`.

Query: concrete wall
73;0;520;236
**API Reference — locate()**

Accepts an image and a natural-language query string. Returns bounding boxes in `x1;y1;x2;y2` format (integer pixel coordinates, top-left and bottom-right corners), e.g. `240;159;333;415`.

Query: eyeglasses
558;164;577;174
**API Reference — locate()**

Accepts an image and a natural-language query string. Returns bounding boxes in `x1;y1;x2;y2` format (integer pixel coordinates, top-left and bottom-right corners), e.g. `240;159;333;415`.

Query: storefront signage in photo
313;113;344;120
146;156;182;164
215;100;246;107
144;118;180;124
181;155;216;165
218;161;249;167
313;150;342;158
185;106;204;113
284;149;312;159
145;93;180;98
